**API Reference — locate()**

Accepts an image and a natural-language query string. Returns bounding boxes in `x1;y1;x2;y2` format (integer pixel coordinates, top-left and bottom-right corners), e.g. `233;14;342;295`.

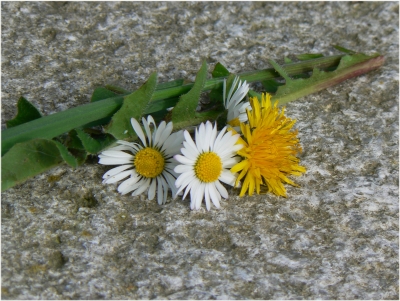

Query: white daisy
174;121;243;211
98;115;184;205
223;75;251;127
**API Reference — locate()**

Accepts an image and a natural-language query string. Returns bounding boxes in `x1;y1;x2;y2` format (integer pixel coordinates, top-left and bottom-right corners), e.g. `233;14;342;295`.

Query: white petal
117;175;141;194
153;121;166;146
174;154;195;165
157;177;163;205
102;165;132;179
204;184;211;211
223;78;227;106
215;180;228;199
226;76;239;108
161;130;183;153
142;117;152;146
219;170;236;186
180;147;197;161
131;118;147;147
103;170;132;184
156;122;173;148
195;183;205;210
182;141;199;158
221;156;240;168
175;171;195;190
100;150;133;158
194;123;205;153
189;183;202;210
214;131;236;155
146;115;156;129
174;164;194;174
183;178;200;200
99;157;133;165
208;183;221;208
116;140;141;151
163;172;178;196
162;177;168;204
212;126;227;151
132;178;151;196
148;178;157;200
107;145;137;153
183;131;198;154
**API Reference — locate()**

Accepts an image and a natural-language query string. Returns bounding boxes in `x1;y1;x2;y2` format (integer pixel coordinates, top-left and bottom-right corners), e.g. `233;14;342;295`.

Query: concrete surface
1;1;398;299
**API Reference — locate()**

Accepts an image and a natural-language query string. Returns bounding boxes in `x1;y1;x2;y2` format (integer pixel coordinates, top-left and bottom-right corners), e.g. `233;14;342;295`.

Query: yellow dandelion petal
231;93;306;197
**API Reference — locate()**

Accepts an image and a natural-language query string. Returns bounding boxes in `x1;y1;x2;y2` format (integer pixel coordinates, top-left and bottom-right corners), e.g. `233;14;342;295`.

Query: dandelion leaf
333;45;356;55
91;87;118;102
156;79;185;90
296;53;324;61
270;52;383;105
212;62;230;78
261;79;283;93
106;72;158;140
171;60;208;128
284;57;293;64
6;96;42;128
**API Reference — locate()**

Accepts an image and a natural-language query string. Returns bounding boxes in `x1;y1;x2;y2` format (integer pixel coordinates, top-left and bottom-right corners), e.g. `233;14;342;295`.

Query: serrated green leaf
171;61;208;128
284;57;293;64
53;141;79;168
1;139;63;191
296;53;324;61
261;79;283;93
106;72;158;140
104;85;130;94
91;87;118;102
6;97;42;128
74;128;116;154
212;62;230;78
65;130;85;150
333;45;356;54
156;79;185;90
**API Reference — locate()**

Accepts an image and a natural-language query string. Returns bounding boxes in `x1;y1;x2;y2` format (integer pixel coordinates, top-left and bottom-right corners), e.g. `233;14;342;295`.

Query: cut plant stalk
2;54;346;156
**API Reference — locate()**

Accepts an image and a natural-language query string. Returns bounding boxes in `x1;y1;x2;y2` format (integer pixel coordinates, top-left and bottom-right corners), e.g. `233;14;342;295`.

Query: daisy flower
98;115;184;205
174;121;243;211
231;93;306;197
223;75;250;127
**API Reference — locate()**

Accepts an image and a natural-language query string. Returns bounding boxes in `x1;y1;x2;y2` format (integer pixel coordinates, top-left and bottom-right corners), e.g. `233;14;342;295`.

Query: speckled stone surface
1;1;398;299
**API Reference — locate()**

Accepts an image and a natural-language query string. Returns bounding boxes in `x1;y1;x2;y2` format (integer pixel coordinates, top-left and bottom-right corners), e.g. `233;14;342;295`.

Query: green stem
1;54;346;155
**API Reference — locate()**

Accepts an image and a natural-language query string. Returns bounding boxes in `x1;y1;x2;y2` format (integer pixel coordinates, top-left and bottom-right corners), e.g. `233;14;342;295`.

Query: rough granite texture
1;1;399;299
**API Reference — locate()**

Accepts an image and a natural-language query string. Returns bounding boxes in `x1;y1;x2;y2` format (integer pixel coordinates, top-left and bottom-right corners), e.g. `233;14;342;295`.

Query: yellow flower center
134;147;165;178
194;152;222;183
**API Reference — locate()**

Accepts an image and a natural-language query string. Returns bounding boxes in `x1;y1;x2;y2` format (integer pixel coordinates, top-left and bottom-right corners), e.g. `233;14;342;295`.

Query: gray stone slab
1;1;398;299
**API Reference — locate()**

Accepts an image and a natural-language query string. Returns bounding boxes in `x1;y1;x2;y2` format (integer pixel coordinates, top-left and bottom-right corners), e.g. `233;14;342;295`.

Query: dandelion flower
174;121;243;211
231;93;306;197
98;116;184;205
223;75;250;127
